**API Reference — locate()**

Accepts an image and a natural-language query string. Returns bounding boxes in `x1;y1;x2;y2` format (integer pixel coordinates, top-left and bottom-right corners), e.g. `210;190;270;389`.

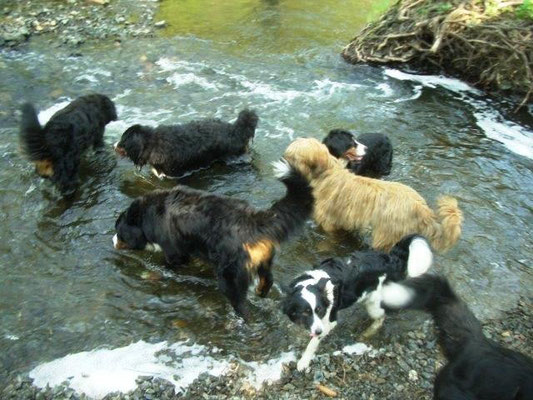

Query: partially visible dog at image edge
282;234;433;372
114;109;258;178
19;94;117;196
381;275;533;400
283;138;463;252
112;158;313;320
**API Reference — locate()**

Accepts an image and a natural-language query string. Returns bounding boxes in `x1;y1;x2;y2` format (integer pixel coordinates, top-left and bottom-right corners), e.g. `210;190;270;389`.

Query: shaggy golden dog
283;138;463;252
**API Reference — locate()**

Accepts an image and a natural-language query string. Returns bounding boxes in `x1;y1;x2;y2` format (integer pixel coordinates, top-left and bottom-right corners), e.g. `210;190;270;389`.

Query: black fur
283;234;428;331
114;162;313;320
323;129;393;178
383;275;533;400
115;109;258;177
19;94;117;196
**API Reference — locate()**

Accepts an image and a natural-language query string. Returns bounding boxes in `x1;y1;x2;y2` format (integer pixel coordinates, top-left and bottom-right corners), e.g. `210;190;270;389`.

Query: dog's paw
296;358;311;372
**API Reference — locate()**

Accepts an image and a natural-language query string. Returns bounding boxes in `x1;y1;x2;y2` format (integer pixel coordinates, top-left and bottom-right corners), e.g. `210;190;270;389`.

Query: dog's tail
382;274;484;360
388;234;433;278
233;109;258;141
20;103;50;161
261;158;314;243
428;196;463;252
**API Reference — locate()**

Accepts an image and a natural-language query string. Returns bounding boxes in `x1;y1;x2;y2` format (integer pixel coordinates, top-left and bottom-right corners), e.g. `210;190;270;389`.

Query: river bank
0;0;160;48
2;300;531;399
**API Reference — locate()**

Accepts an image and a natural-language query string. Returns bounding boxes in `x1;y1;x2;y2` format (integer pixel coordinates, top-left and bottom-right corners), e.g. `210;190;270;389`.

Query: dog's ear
284;138;336;180
102;96;118;121
122;125;149;167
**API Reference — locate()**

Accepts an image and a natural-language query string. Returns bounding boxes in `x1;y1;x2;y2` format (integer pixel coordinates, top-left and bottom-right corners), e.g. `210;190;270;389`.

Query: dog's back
134;109;258;176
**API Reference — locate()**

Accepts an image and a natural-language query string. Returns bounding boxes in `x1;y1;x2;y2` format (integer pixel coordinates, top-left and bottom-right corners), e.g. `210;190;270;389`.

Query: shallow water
1;0;532;394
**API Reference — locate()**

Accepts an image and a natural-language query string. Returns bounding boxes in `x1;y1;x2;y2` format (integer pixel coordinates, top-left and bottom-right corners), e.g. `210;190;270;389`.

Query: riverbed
0;0;532;397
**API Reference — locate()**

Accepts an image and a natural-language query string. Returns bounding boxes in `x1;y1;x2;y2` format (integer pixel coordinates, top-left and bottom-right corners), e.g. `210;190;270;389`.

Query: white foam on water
166;72;218;90
29;340;299;398
243;351;296;389
29;340;229;399
239;80;302;103
384;68;533;159
265;124;294;140
376;82;394;97
474;110;533;159
37;100;72;125
156;58;209;73
384;68;477;93
312;78;362;98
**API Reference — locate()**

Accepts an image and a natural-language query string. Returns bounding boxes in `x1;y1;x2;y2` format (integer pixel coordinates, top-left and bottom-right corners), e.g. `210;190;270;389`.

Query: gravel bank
0;0;161;48
2;299;531;400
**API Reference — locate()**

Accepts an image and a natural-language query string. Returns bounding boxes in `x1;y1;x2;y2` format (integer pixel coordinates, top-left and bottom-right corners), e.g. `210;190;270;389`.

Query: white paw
297;358;311;372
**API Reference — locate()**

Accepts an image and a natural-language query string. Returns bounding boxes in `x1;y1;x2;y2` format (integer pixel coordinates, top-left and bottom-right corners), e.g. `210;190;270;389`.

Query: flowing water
1;0;532;396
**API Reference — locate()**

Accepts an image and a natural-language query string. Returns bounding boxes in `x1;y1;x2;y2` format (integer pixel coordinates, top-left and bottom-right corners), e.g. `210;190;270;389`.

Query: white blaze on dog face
288;270;336;337
112;234;119;249
353;139;367;158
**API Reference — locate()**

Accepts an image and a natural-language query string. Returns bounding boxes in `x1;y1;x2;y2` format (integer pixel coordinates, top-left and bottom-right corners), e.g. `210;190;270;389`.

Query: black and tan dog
323;129;393;178
382;275;533;399
20;94;117;196
113;159;313;320
114;109;258;178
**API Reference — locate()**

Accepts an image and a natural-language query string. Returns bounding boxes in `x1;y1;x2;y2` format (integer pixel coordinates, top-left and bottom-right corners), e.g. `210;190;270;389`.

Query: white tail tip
407;237;433;277
381;282;414;309
272;158;291;178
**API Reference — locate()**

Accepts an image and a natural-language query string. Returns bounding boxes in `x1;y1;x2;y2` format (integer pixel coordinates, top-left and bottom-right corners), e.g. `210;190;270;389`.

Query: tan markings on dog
243;239;276;271
114;239;129;250
343;147;358;161
34;159;54;177
284;138;463;253
255;275;269;296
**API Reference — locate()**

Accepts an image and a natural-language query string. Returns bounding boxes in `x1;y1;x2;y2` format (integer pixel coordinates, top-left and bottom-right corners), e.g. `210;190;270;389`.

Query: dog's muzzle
114;142;127;157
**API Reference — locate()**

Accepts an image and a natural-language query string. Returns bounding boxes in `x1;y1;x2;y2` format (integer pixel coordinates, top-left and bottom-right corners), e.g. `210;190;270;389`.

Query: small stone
408;370;418;382
154;20;166;28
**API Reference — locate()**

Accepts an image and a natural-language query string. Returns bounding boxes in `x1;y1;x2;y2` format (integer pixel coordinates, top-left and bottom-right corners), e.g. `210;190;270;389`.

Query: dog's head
282;270;335;337
113;199;148;250
114;125;153;167
96;94;118;123
323;129;366;163
283;138;343;181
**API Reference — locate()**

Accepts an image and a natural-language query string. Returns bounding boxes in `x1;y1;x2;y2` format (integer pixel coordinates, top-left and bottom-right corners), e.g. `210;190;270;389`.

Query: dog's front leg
297;336;322;372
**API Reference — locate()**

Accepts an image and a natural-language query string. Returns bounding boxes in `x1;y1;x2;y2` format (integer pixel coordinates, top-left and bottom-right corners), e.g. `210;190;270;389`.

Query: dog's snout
313;328;323;337
114;142;127;157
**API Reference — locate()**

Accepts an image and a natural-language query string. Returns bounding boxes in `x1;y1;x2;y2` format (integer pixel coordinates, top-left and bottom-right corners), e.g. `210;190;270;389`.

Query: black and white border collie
114;109;258;178
381;275;533;400
282;234;433;371
113;159;313;320
323;129;393;178
20;94;117;196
